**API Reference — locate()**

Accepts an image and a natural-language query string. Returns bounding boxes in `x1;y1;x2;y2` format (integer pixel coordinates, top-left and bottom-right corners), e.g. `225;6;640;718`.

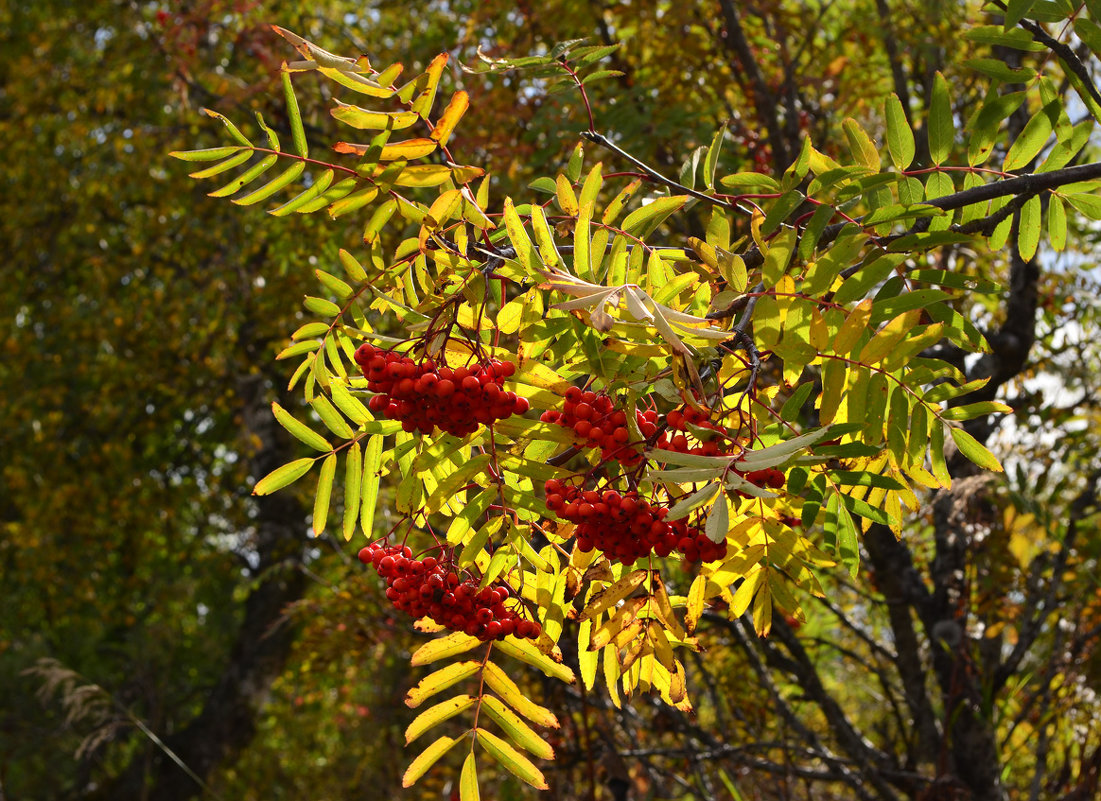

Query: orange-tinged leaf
402;736;461;787
476;728;548;789
334;137;438;161
433;91;470;145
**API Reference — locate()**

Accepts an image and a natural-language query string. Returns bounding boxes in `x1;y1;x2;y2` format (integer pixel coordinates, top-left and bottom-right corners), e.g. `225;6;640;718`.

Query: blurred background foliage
3;1;1099;800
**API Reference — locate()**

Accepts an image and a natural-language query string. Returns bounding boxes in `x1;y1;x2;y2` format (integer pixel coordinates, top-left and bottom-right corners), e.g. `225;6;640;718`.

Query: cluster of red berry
354;344;528;437
543;480;728;565
539;387;652;466
540;389;740;467
358;543;542;642
738;468;786;491
662;406;731;457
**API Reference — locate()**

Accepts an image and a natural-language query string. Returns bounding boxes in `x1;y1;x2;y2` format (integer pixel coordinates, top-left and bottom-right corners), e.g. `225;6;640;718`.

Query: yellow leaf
410;632;482;666
402;736;461;787
459;751;480;801
405;661;481;708
405;695;476;743
481;696;555;759
833;298;873;356
482;661;559;727
494;637;576;683
476;729;548;789
580;569;649;622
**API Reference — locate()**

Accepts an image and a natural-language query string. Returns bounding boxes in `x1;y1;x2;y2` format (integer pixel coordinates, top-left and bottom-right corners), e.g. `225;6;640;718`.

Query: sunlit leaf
253;457;315;495
476;728;548;789
402;736;461;787
405;694;476;743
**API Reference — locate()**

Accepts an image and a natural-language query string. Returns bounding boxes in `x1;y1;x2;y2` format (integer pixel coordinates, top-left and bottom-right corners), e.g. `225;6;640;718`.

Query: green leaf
1004;0;1039;28
201;107;253;146
950;427;1004;472
253;457;315;495
281;71;308;157
502;198;537;274
567;142;584;182
884;94;915;170
928;72;953;165
761;191;804;236
830;471;906;490
1048;193;1067;251
270;169;336;216
719;171;781;192
272;402;331;452
940;401;1013;422
476;728;548;790
303;296;342;317
840;493;895;527
964;25;1045;51
705;493;729;544
423;454;491;515
329;382;371;425
620;195;688;236
581;69;624;84
1064;192;1101;219
405;695;476;743
1004;101;1058;171
342;441;362;540
666;482;721;521
360;434;384;537
310;395;355;438
312;453;336;536
402;736;461;787
328;186;381;217
963;58;1036;84
207;153;278;197
169;145;245;162
332;102;419;130
1017;193;1042;261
